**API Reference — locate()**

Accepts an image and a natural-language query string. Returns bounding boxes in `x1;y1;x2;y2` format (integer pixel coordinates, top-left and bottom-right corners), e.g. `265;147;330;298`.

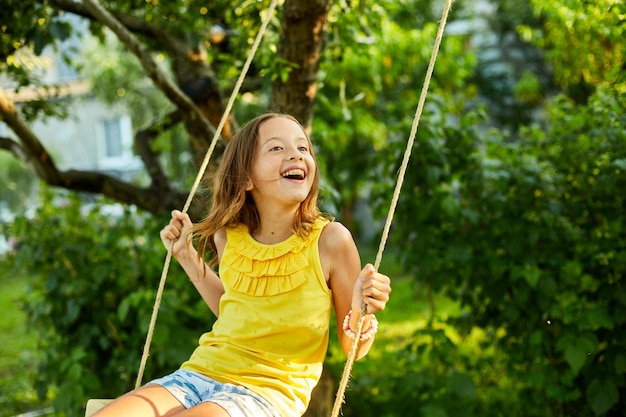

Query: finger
361;273;389;291
362;263;376;276
363;287;390;305
362;278;391;312
363;298;386;314
167;225;181;238
162;226;181;242
172;210;192;227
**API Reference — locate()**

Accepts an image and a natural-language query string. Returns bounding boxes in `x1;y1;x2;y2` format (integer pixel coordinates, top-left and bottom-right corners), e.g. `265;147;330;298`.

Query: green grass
0;263;44;417
0;247;500;416
0;271;36;370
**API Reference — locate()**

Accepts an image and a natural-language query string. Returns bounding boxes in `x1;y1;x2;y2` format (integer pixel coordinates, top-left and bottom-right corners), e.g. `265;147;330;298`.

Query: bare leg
91;384;185;417
174;402;231;417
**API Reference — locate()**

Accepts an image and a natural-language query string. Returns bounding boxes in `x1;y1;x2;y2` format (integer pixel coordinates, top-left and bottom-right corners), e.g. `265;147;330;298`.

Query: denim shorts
149;369;280;417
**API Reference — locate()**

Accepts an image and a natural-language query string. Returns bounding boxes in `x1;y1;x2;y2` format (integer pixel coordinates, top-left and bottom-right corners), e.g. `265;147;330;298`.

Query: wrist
349;310;370;329
343;309;378;341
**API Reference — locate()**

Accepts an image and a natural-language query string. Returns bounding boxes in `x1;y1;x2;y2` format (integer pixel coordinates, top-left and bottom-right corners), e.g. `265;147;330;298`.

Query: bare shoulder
320;221;354;247
214;228;227;244
319;221;361;289
214;228;227;258
320;221;356;251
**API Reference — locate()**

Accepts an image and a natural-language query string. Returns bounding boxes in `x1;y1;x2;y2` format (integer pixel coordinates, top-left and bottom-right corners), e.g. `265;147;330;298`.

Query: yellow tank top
181;217;332;417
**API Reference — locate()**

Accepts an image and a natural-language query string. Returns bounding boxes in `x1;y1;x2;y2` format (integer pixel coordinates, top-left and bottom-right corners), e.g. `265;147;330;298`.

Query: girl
93;113;391;417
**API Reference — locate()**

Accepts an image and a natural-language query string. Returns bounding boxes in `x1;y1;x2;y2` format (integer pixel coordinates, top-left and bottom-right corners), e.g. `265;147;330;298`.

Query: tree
376;1;626;415
0;0;332;220
7;0;624;415
0;1;339;415
3;1;456;415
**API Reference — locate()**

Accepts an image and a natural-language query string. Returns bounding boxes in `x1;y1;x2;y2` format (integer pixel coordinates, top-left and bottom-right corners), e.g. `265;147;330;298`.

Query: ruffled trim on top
222;218;329;296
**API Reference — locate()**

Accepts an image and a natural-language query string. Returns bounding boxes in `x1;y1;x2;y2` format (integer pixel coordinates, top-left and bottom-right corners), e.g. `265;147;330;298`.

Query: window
103;119;124;158
98;116;134;169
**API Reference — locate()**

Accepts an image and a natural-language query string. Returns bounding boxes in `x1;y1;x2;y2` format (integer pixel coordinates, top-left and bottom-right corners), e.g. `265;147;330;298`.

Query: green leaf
612;158;626;171
118;298;130;321
585;306;615;330
49;21;71;41
564;335;596;374
615;353;626;374
524;265;541;288
446;372;476;398
556;334;575;353
586;379;619;416
421;405;448;417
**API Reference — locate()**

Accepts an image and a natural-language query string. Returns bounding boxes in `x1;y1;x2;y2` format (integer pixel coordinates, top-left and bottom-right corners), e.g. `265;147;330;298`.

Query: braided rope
134;0;279;388
330;1;454;415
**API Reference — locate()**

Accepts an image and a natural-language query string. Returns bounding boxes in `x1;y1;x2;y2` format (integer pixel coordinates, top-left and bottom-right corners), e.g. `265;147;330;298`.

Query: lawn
0;248;484;417
0;263;46;417
0;248;431;416
0;269;36;369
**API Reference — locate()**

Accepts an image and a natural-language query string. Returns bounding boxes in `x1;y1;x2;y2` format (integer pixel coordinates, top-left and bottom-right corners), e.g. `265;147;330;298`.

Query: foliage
474;0;554;129
0;0;75;121
5;189;214;417
2;1;625;416
314;0;476;234
357;3;626;414
0;268;41;417
374;81;626;415
519;0;625;94
0;153;38;214
79;34;172;129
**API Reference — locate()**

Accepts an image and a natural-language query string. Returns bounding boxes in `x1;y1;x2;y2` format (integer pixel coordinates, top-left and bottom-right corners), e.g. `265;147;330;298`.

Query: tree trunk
270;0;332;129
303;367;334;417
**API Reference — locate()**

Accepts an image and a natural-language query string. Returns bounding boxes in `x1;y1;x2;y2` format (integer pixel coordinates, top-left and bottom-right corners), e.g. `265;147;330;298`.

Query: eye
269;146;283;152
298;146;309;152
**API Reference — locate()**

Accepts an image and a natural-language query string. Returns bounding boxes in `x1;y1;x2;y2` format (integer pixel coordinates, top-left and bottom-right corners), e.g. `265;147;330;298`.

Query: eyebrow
261;136;308;145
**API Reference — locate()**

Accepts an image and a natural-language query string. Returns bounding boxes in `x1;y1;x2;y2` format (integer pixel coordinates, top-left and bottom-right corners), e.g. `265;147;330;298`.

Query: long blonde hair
194;113;324;266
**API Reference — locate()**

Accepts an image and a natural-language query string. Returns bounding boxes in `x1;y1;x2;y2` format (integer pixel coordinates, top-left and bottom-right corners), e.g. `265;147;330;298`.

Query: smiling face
248;116;317;210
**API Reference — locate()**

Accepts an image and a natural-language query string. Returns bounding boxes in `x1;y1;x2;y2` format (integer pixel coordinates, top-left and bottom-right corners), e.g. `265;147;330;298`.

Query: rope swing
330;1;454;415
85;0;453;414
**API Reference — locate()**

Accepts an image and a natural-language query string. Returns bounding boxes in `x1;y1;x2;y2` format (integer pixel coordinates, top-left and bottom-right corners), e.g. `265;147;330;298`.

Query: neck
252;205;299;244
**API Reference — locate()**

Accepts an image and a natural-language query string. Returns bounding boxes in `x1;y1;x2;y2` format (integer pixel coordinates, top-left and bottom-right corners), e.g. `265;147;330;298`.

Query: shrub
5;189;212;417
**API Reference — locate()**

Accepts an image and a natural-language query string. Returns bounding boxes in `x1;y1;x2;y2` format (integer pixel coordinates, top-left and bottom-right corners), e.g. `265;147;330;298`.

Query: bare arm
321;222;391;359
160;210;225;316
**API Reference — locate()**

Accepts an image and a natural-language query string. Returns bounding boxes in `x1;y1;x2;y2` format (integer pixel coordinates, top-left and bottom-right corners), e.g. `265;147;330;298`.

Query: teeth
282;169;305;179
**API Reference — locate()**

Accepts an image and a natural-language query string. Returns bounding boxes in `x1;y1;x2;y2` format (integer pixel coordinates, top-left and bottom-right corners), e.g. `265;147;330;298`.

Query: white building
0;14;142;182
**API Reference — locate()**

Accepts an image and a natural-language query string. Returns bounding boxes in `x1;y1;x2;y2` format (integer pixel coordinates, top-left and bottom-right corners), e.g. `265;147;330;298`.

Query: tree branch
79;0;218;145
48;0;177;47
0;86;202;217
134;110;181;190
49;0;237;144
0;136;27;160
0;87;63;183
54;168;190;215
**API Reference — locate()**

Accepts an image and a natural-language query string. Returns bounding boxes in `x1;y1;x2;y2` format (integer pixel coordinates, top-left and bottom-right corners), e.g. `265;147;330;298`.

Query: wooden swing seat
85;399;112;416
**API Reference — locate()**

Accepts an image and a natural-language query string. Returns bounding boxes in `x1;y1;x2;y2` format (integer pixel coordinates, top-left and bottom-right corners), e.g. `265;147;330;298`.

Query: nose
287;147;303;160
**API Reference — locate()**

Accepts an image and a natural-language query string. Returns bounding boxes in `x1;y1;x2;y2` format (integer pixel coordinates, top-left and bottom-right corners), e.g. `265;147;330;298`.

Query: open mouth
281;169;305;180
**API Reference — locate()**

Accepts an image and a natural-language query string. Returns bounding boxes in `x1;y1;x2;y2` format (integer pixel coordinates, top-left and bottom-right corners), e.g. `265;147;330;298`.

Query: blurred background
1;0;624;416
